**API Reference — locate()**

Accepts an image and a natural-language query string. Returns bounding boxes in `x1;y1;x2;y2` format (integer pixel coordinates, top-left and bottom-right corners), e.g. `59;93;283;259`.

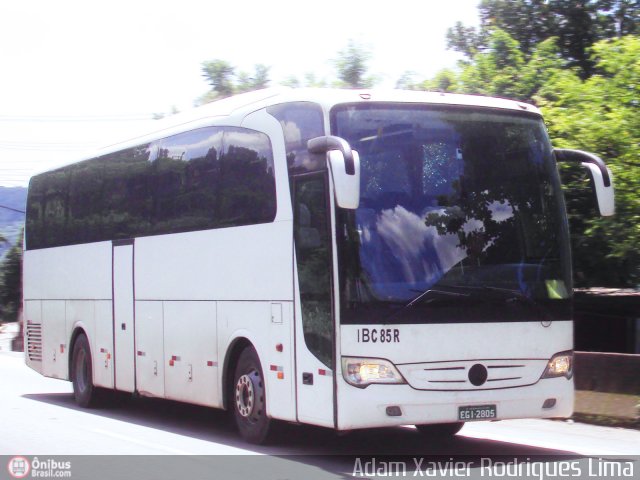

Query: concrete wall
575;351;640;395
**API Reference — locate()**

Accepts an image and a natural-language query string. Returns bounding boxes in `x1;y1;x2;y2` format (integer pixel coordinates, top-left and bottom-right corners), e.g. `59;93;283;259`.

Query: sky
0;0;479;187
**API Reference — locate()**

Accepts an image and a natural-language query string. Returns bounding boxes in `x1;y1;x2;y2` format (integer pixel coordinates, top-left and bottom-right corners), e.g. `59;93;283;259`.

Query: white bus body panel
337;321;573;430
134;301;165;398
134;224;292;301
40;300;66;379
24;242;113;377
93;300;114;389
265;301;296;421
23;243;112;300
163;301;218;406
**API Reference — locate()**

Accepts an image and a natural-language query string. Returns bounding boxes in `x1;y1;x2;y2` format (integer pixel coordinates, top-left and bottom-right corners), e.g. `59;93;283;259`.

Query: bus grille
396;358;549;391
26;323;43;362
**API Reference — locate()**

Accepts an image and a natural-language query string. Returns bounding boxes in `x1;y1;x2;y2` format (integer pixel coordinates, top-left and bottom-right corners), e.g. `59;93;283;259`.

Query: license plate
458;404;497;421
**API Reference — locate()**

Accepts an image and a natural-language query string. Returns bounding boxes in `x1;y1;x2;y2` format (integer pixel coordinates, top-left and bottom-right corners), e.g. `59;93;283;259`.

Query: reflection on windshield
332;105;572;324
358;205;465;297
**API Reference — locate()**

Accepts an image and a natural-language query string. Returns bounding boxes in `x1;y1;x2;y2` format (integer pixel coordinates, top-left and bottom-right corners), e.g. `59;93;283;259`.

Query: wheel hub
235;374;255;417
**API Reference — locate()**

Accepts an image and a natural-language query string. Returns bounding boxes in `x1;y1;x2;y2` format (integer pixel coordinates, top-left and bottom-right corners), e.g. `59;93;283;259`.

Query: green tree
198;60;271;104
202;59;236;98
0;229;22;322
426;31;567;103
333;40;377;88
236;64;271;93
395;71;421;90
279;72;329;88
447;0;640;77
418;69;460;93
519;37;567;100
537;36;640;286
421;31;639;286
457;28;526;99
446;21;484;58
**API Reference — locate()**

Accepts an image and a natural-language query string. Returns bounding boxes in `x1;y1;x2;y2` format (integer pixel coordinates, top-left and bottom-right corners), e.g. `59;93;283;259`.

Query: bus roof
171;87;542;118
39;88;543;173
101;87;540;151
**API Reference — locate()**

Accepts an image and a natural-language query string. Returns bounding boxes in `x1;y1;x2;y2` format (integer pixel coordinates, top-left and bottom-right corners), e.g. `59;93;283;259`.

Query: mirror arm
555;148;611;187
307;136;355;175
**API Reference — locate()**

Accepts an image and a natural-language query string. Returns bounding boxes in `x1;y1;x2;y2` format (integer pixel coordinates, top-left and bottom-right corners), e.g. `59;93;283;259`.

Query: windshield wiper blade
440;284;554;322
406;288;470;308
482;286;554;322
385;288;470;323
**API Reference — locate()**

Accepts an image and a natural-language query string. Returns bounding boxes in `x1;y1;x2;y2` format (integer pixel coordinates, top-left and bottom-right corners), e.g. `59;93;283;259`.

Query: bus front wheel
232;347;271;444
415;422;464;439
71;333;100;408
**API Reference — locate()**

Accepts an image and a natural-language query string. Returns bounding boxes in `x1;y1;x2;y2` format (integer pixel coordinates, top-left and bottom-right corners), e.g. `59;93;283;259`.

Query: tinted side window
26;168;73;250
26;144;152;249
267;102;326;174
70;144;153;243
293;174;334;368
152;128;224;233
218;128;276;227
25;127;276;250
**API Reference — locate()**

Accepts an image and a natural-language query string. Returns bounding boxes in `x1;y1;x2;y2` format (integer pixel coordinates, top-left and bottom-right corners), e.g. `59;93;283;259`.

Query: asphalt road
1;351;639;479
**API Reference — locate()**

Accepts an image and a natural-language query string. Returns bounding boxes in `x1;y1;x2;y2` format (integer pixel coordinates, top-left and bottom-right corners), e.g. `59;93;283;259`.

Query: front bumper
336;376;574;430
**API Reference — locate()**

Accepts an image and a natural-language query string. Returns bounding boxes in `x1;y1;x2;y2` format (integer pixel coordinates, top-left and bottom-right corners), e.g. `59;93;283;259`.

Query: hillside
0;187;27;257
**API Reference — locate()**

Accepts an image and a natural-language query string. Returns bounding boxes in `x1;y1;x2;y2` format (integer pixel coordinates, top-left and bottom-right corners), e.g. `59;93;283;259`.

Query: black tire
415;422;464;439
231;347;271;444
71;334;100;408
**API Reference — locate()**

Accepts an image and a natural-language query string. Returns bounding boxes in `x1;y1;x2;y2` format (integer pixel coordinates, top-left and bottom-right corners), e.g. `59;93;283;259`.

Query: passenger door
112;240;136;392
293;173;336;427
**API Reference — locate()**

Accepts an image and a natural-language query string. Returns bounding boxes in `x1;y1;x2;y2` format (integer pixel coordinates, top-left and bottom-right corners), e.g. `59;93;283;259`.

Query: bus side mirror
555;149;615;217
328;150;360;209
307;135;361;209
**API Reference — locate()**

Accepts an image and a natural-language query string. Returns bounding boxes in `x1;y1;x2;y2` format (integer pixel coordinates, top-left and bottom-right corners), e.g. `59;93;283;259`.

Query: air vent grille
26;323;42;362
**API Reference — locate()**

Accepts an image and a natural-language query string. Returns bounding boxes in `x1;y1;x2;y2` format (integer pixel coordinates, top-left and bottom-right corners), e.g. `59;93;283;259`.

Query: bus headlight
541;351;573;379
341;357;406;388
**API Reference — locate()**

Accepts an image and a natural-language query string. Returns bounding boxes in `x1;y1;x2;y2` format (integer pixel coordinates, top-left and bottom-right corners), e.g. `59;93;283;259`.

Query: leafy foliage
332;40;377;88
0;229;22;322
280;39;379;89
198;61;271;104
537;36;640;286
422;32;639;287
447;0;640;77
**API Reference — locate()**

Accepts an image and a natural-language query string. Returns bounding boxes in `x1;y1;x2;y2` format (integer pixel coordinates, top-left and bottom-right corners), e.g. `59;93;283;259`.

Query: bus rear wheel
71;333;101;408
232;347;271;444
415;422;464;439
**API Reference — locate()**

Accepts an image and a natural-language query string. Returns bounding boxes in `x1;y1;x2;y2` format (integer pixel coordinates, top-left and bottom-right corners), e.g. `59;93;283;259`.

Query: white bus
23;88;614;443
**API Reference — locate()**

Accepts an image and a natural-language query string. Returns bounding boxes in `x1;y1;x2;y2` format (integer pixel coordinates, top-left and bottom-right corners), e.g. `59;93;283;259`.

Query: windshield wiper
385;284;555;324
385;288;470;323
406;288;470;308
438;284;554;323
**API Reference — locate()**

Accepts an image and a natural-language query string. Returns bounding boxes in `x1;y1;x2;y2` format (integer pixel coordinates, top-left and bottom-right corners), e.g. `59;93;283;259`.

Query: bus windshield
332;104;572;325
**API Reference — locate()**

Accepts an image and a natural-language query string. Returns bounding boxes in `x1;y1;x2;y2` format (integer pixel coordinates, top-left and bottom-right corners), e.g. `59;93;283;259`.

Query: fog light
386;406;402;417
542;398;557;409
